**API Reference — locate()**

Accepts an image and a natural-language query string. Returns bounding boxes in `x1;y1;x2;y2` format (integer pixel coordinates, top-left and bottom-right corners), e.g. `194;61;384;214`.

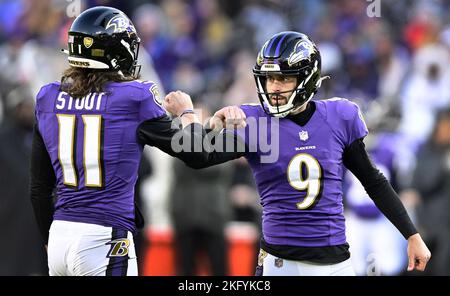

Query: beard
269;93;288;106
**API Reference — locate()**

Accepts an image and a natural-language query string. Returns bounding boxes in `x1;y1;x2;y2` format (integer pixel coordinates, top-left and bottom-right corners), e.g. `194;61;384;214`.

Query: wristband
179;109;195;117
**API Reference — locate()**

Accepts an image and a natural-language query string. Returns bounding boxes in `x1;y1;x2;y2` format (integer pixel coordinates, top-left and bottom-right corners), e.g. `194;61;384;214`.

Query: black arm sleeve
30;124;56;244
343;139;418;239
137;115;246;169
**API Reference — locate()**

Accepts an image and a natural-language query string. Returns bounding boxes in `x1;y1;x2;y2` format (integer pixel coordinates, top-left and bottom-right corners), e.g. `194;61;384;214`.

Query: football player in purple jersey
165;31;431;276
30;6;211;276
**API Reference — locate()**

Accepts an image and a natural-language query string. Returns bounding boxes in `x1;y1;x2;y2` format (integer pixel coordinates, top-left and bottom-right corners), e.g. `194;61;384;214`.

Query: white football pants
48;220;138;276
258;250;355;276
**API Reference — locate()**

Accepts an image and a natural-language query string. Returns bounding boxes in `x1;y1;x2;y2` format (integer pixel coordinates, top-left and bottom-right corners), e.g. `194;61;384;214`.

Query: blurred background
0;0;449;276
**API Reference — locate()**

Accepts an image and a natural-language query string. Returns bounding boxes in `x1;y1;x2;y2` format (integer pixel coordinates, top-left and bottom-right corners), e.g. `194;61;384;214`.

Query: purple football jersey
35;80;165;233
237;98;368;247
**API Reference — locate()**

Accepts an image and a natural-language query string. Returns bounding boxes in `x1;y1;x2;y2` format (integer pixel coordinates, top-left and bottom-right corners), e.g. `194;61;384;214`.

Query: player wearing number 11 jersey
30;6;207;276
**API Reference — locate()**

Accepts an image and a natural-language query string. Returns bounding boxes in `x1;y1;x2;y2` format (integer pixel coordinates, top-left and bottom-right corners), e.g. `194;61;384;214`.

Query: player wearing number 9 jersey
238;99;366;247
30;6;207;276
166;31;431;275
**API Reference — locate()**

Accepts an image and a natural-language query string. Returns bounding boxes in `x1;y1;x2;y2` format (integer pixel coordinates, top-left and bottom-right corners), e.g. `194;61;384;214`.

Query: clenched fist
210;106;247;130
163;91;194;117
407;233;431;272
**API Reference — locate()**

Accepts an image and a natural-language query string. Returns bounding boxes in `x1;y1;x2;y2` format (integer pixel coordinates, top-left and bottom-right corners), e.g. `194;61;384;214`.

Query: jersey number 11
57;114;104;188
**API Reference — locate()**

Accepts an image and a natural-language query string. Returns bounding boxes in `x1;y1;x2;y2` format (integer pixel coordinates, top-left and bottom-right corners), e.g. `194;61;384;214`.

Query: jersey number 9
287;153;323;210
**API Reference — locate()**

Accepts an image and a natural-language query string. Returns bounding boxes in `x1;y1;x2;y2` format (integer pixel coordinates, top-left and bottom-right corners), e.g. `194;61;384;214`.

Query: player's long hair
60;67;138;98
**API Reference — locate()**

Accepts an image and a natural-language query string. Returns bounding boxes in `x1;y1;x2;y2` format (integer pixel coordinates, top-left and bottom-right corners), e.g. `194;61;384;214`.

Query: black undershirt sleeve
137;115;246;169
200;124;248;168
30;124;56;245
343;138;418;239
31;115;244;243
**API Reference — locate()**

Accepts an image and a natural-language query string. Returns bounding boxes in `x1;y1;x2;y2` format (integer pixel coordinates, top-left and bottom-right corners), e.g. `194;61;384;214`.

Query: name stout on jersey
56;91;105;111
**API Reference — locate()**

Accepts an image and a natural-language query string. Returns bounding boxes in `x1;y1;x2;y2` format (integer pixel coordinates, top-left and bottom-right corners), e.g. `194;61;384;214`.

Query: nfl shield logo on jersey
299;130;309;141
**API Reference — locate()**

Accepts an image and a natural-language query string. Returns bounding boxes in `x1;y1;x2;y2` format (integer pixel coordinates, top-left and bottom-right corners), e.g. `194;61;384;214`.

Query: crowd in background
0;0;449;276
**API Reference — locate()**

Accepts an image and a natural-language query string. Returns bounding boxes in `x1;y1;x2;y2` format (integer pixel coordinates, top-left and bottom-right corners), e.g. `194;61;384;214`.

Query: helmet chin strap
285;75;330;116
289;92;314;115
